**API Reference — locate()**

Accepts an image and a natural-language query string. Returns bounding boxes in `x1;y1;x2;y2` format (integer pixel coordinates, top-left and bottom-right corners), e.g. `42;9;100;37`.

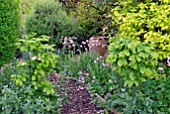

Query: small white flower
96;57;100;61
109;79;113;83
38;53;41;60
31;56;36;60
158;67;164;71
21;62;26;66
82;41;86;45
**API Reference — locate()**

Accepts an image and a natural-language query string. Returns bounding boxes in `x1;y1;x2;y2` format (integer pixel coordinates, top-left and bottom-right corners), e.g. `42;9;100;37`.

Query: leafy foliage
64;0;117;39
0;62;62;114
0;0;20;66
97;77;170;113
106;37;159;87
11;34;59;95
110;0;170;60
25;0;80;45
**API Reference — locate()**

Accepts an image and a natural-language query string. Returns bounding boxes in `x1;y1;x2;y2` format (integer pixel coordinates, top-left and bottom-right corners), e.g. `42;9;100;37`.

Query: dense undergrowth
0;0;170;114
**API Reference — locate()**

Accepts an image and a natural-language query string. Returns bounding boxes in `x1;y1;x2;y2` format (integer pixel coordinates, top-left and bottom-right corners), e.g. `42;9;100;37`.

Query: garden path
60;78;115;114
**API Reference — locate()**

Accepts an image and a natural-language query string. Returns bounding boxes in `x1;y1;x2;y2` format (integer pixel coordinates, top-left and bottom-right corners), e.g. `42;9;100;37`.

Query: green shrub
106;37;159;87
110;0;170;61
0;0;20;66
11;34;59;95
65;0;116;39
25;0;80;44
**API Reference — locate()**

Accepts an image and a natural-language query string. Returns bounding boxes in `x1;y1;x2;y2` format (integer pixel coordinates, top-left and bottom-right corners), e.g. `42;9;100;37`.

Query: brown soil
48;73;115;114
60;78;114;114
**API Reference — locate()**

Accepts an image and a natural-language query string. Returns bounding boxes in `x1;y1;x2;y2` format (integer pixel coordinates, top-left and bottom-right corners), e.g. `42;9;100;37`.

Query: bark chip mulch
61;78;114;114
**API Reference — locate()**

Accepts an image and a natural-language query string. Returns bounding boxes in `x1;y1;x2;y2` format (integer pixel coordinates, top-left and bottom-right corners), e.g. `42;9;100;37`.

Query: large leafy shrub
25;0;79;45
11;34;59;95
0;0;20;66
110;0;170;61
106;37;159;87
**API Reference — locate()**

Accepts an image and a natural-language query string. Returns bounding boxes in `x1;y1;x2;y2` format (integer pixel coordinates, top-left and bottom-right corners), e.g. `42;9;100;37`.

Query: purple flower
70;40;74;44
105;63;109;67
84;72;89;76
63;41;67;45
78;76;85;84
72;44;75;47
78;71;83;75
167;56;170;67
78;85;84;90
64;37;68;41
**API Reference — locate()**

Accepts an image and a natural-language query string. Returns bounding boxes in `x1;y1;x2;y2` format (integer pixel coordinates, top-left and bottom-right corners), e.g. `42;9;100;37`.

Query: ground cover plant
0;62;62;114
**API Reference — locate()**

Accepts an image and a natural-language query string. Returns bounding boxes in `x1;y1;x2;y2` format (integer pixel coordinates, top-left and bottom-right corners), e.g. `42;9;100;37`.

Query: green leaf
134;80;139;86
140;77;146;82
132;63;138;70
119;51;125;57
140;66;145;74
124;49;130;56
128;80;134;87
5;107;12;114
32;75;36;80
32;81;36;85
118;59;124;66
11;74;16;78
129;55;135;61
150;52;159;58
129;72;136;80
